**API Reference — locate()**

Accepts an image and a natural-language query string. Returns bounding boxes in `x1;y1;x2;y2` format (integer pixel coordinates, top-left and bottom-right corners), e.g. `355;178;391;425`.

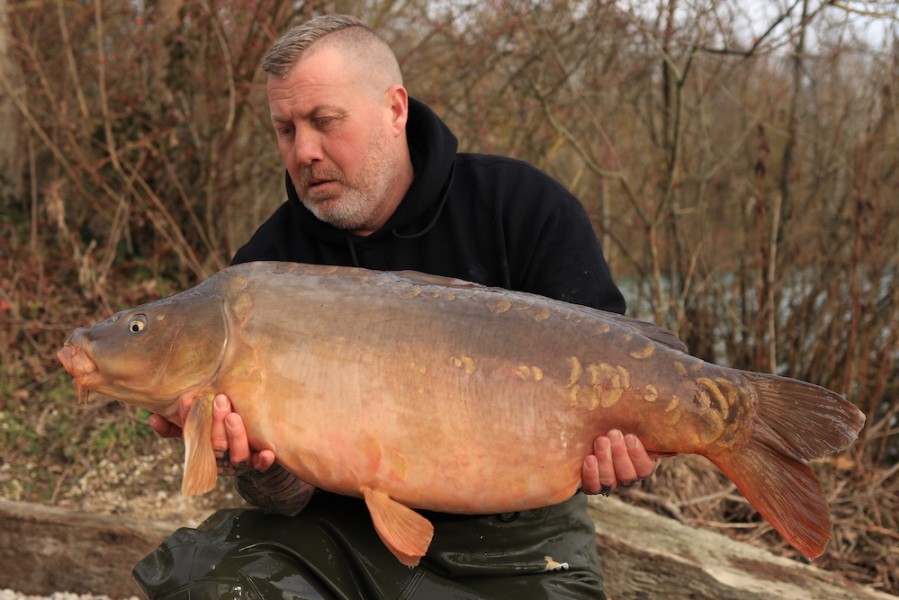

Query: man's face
267;45;407;234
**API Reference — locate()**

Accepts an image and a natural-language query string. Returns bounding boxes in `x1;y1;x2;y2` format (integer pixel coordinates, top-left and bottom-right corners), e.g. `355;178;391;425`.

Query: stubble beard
299;128;397;232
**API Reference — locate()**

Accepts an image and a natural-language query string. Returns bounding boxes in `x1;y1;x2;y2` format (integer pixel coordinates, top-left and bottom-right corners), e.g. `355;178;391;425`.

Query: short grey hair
262;14;402;87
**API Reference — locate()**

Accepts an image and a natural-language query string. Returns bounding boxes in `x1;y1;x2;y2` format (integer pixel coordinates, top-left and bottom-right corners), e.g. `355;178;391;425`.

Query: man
137;14;655;599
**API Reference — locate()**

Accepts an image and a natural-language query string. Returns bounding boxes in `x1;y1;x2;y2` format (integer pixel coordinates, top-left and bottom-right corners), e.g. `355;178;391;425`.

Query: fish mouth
57;343;99;402
57;343;97;377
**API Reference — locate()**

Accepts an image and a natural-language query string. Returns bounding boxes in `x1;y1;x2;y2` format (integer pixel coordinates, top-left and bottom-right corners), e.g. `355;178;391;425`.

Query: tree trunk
0;0;22;200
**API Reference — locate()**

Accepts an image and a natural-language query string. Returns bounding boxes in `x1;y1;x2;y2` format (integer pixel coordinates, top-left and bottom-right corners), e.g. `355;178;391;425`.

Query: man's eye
313;116;337;129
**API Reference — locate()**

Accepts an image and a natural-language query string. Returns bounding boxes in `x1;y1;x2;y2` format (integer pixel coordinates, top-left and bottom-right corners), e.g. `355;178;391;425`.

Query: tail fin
707;373;865;559
743;373;866;461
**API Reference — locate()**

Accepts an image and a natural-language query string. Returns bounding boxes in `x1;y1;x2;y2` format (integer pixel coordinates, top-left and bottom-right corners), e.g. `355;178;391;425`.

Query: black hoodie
233;97;625;314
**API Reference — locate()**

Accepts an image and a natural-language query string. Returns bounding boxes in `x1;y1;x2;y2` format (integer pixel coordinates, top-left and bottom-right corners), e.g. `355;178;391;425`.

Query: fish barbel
57;261;865;566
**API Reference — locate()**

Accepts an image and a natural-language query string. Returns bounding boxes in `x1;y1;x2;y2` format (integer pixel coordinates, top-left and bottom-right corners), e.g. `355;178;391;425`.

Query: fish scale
57;261;865;567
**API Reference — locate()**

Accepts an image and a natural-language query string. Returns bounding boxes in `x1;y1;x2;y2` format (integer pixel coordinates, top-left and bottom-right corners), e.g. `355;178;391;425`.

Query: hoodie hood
285;97;459;250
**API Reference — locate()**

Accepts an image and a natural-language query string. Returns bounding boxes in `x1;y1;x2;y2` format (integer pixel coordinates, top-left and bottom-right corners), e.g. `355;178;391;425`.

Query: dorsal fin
564;305;690;354
393;269;687;353
613;315;689;353
393;270;483;289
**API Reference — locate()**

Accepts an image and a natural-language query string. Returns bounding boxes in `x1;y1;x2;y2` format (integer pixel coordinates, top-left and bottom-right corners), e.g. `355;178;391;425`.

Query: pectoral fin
362;486;433;567
181;393;217;495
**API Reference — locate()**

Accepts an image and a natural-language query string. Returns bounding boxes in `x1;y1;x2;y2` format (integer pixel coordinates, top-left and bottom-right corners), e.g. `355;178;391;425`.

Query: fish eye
128;314;148;334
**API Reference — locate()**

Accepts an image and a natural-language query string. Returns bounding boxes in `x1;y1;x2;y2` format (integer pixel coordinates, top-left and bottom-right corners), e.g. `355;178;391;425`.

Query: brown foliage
1;0;896;594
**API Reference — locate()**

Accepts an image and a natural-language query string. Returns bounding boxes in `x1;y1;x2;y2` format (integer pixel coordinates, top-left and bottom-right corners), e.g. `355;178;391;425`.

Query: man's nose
293;132;324;166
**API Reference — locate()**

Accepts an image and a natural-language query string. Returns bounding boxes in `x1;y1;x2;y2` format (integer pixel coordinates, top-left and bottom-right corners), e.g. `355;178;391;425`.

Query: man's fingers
586;431;658;496
625;433;657;479
252;449;276;472
211;394;231;454
208;393;274;476
148;413;181;438
212;393;250;475
581;454;601;494
594;435;619;491
225;411;251;466
608;429;639;485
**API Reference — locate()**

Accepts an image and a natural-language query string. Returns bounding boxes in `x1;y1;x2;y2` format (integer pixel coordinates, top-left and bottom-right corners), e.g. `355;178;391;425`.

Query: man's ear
385;84;409;136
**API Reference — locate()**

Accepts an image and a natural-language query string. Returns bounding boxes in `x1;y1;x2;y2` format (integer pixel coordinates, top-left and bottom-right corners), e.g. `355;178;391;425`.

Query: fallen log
0;499;170;598
0;497;894;599
589;496;894;599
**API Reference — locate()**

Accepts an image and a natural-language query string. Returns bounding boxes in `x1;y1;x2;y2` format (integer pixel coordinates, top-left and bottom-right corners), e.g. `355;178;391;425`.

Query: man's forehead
268;63;355;108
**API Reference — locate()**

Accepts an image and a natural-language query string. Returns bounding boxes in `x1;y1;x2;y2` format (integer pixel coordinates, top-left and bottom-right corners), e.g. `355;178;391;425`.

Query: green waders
133;492;606;599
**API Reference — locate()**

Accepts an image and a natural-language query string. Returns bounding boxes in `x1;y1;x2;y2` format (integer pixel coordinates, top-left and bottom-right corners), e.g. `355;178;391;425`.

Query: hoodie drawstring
391;163;455;240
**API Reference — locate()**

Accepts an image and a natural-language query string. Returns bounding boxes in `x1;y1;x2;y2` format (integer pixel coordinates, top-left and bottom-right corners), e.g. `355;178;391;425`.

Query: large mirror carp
58;261;865;566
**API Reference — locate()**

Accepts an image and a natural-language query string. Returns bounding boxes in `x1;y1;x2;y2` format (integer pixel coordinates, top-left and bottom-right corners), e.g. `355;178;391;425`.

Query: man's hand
147;410;185;439
149;395;311;514
581;430;656;495
210;394;276;474
147;394;275;475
